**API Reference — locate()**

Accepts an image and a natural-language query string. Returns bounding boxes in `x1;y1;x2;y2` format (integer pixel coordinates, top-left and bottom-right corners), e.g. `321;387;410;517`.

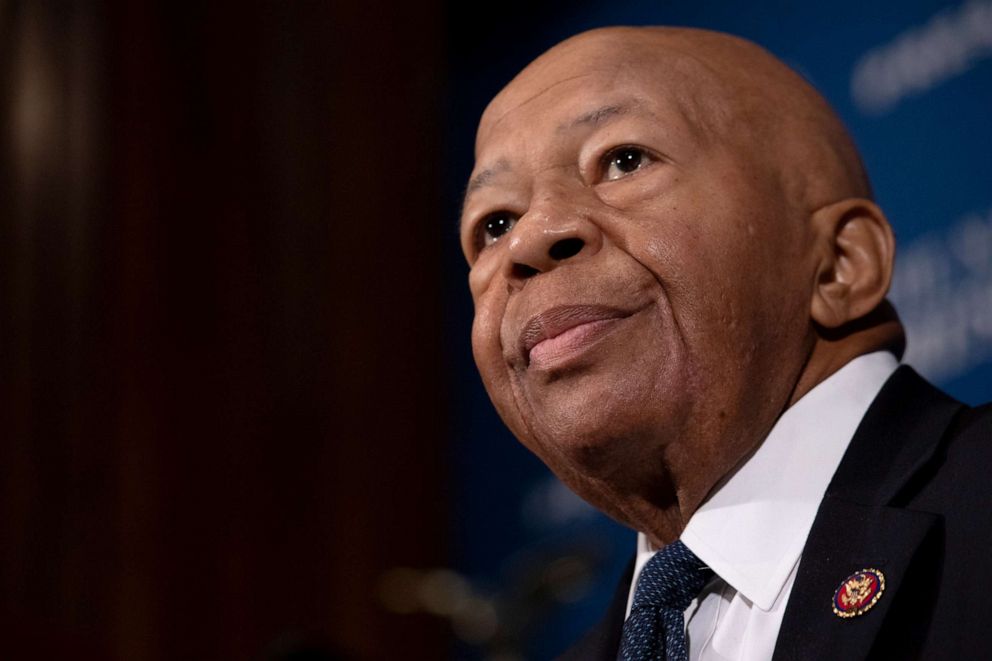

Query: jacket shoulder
915;399;992;503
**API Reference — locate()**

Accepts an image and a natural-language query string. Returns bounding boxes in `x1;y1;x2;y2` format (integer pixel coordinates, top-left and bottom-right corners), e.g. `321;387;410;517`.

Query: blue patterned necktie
618;540;713;661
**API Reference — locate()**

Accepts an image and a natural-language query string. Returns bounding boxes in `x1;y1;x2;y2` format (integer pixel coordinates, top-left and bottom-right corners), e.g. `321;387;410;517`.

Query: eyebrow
460;101;639;219
465;158;511;197
559;103;631;133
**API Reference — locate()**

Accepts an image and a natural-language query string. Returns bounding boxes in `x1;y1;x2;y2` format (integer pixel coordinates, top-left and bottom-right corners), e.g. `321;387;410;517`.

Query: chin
517;364;678;465
525;401;668;483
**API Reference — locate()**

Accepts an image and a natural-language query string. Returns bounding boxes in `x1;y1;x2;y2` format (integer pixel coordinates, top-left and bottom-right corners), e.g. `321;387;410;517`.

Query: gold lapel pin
832;568;885;618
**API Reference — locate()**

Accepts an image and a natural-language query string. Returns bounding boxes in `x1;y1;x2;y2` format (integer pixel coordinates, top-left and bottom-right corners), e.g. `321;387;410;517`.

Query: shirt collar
635;351;899;611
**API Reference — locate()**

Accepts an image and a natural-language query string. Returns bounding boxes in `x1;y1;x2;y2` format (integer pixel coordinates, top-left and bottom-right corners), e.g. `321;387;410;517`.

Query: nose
504;197;602;285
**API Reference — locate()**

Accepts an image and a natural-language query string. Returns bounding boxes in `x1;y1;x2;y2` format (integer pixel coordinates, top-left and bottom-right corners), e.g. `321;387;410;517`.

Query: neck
636;308;905;545
792;304;904;408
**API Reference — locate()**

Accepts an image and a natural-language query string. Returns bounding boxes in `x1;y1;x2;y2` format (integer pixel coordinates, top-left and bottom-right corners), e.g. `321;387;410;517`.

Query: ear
809;198;895;329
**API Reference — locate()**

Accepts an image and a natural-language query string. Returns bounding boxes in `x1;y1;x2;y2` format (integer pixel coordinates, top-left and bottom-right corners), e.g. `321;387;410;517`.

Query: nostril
548;237;584;261
511;263;540;279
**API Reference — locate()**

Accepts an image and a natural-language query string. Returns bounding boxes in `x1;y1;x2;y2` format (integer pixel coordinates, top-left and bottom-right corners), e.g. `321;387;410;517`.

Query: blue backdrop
442;1;992;657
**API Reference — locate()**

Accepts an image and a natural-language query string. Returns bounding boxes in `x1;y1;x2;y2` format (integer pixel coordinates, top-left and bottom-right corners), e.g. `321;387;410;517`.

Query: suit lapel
773;366;964;660
771;498;940;660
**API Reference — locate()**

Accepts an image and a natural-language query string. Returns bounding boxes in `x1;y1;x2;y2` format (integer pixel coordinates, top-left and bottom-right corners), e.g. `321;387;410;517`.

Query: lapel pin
832;568;885;618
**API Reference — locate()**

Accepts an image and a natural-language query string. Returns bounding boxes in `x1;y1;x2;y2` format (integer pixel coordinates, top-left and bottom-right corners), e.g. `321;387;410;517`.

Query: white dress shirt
625;351;900;660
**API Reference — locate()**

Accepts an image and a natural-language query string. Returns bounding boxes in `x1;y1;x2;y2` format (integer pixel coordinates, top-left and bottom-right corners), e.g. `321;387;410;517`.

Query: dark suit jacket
559;366;992;660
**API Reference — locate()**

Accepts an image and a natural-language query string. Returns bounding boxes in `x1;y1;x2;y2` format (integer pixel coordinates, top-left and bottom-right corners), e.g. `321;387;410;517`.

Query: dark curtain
0;2;448;659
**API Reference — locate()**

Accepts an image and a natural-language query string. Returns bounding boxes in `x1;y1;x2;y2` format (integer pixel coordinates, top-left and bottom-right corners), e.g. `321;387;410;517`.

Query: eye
479;211;517;248
603;146;649;181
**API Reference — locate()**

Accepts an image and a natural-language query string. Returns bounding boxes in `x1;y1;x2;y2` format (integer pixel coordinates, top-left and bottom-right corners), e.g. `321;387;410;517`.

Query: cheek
468;254;508;365
471;298;541;451
470;287;517;408
612;196;798;363
471;293;502;370
468;252;501;300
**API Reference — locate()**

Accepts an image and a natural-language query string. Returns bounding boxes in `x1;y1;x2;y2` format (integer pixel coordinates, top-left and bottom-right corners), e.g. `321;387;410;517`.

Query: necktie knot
631;539;712;613
619;540;713;661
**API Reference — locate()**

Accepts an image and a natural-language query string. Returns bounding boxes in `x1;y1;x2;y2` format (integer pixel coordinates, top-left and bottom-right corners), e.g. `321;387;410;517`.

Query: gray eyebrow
461;159;511;227
465;159;511;197
559;103;631;133
460;102;638;220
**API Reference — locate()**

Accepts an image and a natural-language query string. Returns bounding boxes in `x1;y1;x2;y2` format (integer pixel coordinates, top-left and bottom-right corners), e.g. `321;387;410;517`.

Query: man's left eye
604;147;647;181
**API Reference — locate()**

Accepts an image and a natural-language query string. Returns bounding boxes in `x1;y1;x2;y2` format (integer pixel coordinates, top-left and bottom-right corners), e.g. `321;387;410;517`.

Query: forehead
478;48;708;147
491;101;700;190
463;57;714;215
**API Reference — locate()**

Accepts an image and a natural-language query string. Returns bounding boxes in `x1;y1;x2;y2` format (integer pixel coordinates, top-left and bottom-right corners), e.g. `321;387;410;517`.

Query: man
458;26;992;660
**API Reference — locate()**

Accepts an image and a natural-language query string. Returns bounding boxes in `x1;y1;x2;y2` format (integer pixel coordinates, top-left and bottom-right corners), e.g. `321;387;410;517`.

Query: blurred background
2;1;990;660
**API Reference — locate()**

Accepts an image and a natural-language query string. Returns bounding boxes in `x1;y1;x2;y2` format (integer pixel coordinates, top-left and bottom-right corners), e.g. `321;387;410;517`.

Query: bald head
481;27;871;214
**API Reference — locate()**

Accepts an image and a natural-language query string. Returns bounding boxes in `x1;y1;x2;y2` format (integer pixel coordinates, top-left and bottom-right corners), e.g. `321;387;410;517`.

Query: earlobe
809;198;895;329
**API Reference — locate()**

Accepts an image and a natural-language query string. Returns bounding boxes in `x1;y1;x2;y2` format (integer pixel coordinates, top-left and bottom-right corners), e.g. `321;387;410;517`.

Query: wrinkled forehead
476;38;727;155
469;28;869;219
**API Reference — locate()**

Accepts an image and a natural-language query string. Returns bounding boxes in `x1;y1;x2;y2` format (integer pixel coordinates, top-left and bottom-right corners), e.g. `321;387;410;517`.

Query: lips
519;305;634;369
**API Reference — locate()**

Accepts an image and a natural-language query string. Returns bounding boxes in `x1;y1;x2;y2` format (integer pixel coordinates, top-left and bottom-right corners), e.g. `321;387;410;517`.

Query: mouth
519;305;637;370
